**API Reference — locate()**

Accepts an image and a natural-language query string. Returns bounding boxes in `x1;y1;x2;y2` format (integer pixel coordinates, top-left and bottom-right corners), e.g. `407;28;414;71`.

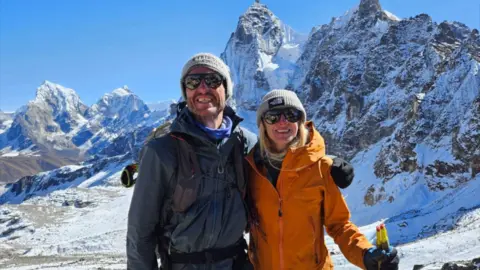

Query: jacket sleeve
321;157;373;269
127;139;175;270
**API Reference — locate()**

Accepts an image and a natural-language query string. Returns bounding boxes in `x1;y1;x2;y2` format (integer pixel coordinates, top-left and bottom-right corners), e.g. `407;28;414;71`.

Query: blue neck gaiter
192;114;233;140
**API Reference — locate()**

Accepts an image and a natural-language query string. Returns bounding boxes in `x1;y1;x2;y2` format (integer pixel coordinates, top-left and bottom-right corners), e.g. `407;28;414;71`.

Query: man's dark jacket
127;106;256;270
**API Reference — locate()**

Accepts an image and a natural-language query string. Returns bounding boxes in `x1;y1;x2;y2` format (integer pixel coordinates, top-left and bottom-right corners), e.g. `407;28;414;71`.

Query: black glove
330;157;354;189
120;164;138;188
363;247;400;270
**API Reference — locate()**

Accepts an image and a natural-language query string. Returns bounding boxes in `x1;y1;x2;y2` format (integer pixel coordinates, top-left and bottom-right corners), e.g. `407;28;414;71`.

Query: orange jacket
246;122;373;270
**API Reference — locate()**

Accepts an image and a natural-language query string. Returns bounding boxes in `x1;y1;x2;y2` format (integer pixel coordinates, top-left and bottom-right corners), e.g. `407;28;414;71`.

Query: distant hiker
126;53;356;270
246;89;400;270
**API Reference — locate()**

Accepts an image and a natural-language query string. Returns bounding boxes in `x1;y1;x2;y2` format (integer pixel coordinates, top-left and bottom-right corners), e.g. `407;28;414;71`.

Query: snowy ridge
0;154;130;204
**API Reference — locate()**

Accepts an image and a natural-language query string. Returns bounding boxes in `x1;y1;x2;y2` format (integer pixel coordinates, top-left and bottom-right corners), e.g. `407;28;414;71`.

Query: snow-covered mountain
226;0;479;229
1;81;88;154
77;85;153;157
221;1;307;110
1;0;479;268
0;82;91;183
87;86;149;130
0;82;173;182
290;0;479;228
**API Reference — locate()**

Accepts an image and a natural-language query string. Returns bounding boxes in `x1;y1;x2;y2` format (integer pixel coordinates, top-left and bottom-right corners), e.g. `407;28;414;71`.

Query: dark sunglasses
184;73;224;90
263;108;303;125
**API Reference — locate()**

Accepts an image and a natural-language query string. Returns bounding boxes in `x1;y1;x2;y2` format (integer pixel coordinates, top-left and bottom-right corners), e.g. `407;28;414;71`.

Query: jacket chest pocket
171;156;232;213
171;174;202;213
292;186;324;215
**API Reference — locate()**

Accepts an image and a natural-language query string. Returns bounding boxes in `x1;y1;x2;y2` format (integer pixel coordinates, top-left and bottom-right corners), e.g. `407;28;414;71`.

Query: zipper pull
217;164;224;174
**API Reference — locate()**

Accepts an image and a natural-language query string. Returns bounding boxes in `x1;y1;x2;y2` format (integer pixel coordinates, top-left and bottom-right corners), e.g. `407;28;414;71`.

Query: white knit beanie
180;53;233;101
256;89;306;126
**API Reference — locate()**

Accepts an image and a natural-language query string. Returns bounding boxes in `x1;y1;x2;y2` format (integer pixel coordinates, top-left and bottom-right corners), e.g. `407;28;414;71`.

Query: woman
246;89;399;269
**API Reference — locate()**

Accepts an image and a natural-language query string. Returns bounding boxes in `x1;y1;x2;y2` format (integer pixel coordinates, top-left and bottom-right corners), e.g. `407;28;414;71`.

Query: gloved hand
330;157;354;189
363;247;400;270
120;164;138;188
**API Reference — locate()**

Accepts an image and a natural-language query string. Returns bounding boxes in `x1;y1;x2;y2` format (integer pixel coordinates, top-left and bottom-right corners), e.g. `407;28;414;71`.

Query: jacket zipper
278;170;284;270
210;147;222;246
309;216;319;264
279;198;284;270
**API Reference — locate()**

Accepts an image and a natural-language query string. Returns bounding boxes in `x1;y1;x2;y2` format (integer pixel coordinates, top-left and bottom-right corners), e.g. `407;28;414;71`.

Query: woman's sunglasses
263;108;303;125
184;73;224;90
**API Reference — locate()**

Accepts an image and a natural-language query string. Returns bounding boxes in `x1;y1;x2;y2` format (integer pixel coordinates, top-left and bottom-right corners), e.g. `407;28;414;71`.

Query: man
127;53;257;270
126;53;355;269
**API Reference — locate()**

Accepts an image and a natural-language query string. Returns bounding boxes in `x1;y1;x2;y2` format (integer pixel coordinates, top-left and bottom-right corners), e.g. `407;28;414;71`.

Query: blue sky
0;0;478;112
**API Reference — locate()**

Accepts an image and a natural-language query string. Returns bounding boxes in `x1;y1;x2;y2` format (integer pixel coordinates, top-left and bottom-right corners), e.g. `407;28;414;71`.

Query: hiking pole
375;224;390;270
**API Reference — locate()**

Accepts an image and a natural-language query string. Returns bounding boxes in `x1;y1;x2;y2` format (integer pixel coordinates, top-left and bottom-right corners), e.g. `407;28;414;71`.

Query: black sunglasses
263;108;303;125
184;73;224;90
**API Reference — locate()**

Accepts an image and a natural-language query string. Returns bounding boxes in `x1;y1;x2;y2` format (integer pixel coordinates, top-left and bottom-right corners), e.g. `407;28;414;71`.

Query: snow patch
384;10;401;21
112;87;130;97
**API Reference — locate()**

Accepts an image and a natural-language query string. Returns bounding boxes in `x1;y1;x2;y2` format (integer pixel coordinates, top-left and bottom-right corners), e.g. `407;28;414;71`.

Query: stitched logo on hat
192;56;219;68
268;97;285;108
193;56;207;62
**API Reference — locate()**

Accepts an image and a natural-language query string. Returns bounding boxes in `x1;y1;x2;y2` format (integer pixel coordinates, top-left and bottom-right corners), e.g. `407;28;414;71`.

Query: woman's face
263;108;302;152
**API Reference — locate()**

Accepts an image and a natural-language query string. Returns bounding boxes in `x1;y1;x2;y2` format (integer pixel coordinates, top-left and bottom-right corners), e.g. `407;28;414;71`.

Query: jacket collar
170;106;243;143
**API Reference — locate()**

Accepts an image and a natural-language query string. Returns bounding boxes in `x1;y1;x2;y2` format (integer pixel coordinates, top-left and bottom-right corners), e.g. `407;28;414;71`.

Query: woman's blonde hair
258;119;309;158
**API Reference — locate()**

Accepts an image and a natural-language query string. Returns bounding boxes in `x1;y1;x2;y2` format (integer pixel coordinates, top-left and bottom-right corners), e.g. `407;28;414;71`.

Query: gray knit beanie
256;89;306;127
180;53;233;101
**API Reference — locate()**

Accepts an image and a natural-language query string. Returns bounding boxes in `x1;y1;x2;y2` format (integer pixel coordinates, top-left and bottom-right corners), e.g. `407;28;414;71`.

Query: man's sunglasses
263;108;303;125
184;73;224;90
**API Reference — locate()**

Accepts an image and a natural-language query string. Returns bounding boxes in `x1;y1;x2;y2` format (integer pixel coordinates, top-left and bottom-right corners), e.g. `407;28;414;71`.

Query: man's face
184;66;226;118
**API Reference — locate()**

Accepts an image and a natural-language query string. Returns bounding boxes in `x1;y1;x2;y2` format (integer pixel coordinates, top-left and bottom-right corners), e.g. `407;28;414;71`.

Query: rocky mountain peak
87;87;149;131
35;81;79;104
222;2;306;111
95;86;143;109
111;86;133;97
358;0;382;17
32;81;88;119
235;1;279;46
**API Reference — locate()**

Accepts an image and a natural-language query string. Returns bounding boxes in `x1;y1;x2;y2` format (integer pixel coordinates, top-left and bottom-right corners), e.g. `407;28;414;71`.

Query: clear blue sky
0;0;478;112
